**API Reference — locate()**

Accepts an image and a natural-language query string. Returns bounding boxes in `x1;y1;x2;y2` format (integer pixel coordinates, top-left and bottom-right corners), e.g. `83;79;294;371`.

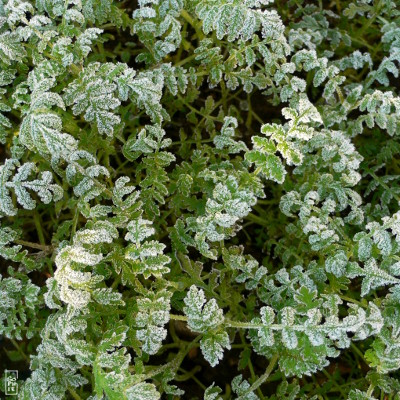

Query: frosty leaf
231;375;258;400
112;176;141;210
99;325;129;352
92;288;124;306
125;240;171;278
11;166;63;208
73;221;119;245
0;274;41;340
160;64;188;96
183;285;224;333
81;0;114;24
20;111;78;160
258;306;275;347
54;244;104;308
204;383;223;400
366;222;392;257
348;389;375;400
125;382;160;400
354;233;373;262
1;0;400;397
283;98;322;125
125;218;155;244
0;159;18;216
281;307;298;349
195;0;284;42
200;330;231;367
359;259;400;297
136;290;171;354
187;175;257;257
0;159;63;215
213;116;247;154
246;113;313;184
115;69;165;123
66;151;110;201
325;250;348;277
75;28;103;60
246;150;286;184
132;1;183;63
64;65;121;136
44;277;61;310
0;31;26;65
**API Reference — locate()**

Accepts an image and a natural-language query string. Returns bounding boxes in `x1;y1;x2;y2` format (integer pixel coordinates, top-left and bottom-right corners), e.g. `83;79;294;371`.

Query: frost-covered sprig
0;270;41;340
246;97;323;184
0;158;63;216
135;289;171;355
183;285;231;367
132;0;184;64
186;175;257;259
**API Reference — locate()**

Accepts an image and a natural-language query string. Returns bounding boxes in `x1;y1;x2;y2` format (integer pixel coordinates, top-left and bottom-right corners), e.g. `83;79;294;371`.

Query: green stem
171;139;214;146
174;53;197;68
142;335;202;381
339;295;365;308
178;94;223;121
351;342;368;364
68;388;83;400
245;213;268;227
322;369;346;397
34;211;46;246
366;384;375;397
71;207;79;240
238;354;279;399
170;314;188;322
11;339;28;361
356;1;382;37
170;314;353;335
240;331;265;400
176;366;204;388
111;275;121;290
15;240;52;252
246;93;253;129
180;9;204;41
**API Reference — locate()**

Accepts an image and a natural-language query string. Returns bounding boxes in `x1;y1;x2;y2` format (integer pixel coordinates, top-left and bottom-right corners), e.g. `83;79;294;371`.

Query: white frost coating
183;285;230;367
53;245;104;308
195;0;284;42
0;159;63;215
135;291;170;354
125;218;155;244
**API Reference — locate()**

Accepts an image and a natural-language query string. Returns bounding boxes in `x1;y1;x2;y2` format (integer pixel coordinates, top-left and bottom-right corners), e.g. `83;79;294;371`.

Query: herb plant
1;0;400;398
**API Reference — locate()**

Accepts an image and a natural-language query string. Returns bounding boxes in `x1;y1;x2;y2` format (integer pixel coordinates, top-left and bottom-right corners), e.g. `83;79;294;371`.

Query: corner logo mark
5;370;18;396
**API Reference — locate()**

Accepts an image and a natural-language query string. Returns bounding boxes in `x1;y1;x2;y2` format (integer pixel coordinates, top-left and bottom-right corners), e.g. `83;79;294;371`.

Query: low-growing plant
0;0;400;398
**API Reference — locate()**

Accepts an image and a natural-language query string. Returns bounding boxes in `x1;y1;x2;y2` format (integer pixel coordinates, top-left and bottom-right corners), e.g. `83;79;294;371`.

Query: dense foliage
1;0;400;398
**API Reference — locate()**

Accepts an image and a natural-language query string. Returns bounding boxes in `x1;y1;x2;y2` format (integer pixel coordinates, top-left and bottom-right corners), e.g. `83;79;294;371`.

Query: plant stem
174;53;197;67
170;314;188;322
350;342;367;364
366;384;375;397
68;388;83;400
71;207;79;239
15;240;52;251
238;354;279;399
339;295;365;308
180;9;204;41
322;369;346;397
34;210;46;246
11;339;28;361
245;213;268;227
142;335;202;381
